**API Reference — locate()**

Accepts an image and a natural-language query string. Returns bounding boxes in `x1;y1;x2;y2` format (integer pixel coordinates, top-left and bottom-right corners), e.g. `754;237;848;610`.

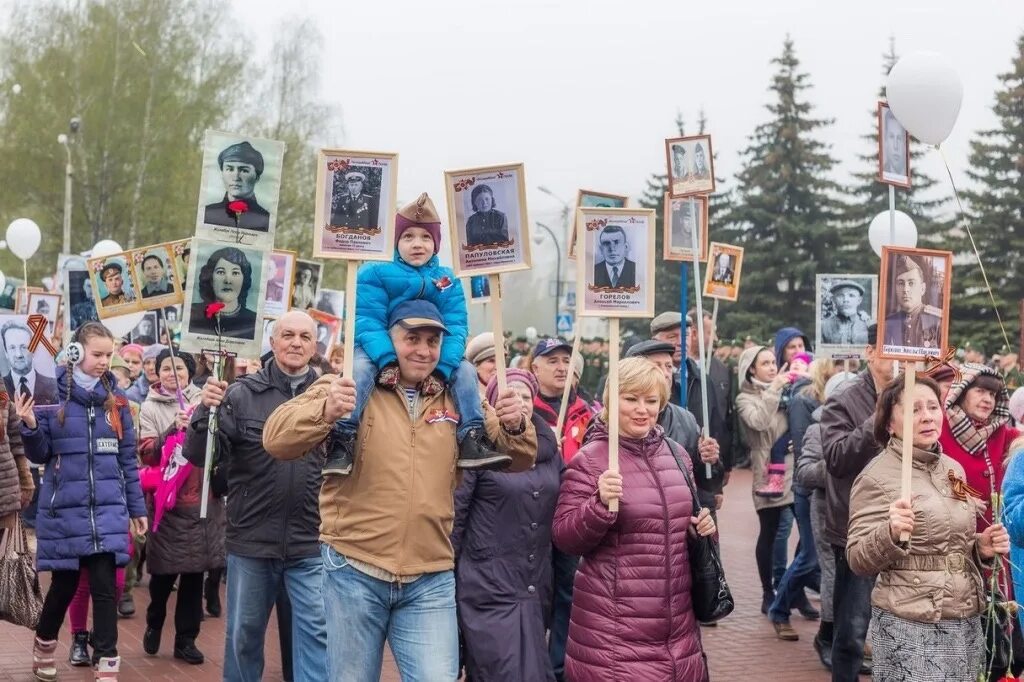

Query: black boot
117;590;135;618
205;570;222;618
68;631;90;666
173;638;205;665
323;431;356;476
761;590;775;615
457;428;512;471
143;627;161;656
792;590;820;620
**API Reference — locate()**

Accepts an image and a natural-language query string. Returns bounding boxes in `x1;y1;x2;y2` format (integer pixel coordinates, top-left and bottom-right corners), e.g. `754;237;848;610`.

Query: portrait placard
444;163;532;276
178;238;270;359
815;274;879;358
0;278;23;312
260;317;276;358
0;313;60;406
130;243;184;310
576;207;656;318
15;287;44;315
264;250;296;318
27;292;61;338
467;275;492;304
194;130;286;248
313;149;398;261
666;134;716;198
308;308;342;357
314;288;345;319
702;242;744;302
663;194;709;262
129;311;159;346
877;246;952;361
64;270;97;333
568;190;628;260
878;102;911;189
87;255;140;319
291;259;323;312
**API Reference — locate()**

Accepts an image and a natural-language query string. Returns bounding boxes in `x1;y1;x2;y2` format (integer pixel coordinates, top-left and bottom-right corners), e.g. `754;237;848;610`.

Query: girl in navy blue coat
323;192;511;476
16;322;148;681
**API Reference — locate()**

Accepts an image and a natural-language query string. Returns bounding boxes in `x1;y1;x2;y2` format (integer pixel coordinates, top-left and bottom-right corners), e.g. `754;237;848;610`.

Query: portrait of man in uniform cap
329;169;380;230
203;141;272;231
879;248;951;355
817;274;877;350
98;261;135;307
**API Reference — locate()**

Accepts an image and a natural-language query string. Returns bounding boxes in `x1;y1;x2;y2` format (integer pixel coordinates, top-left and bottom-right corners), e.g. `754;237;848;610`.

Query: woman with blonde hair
553;357;716;681
847;372;1009;681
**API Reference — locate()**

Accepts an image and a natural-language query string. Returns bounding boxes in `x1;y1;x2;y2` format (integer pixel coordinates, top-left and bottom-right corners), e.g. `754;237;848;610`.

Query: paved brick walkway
0;468;839;680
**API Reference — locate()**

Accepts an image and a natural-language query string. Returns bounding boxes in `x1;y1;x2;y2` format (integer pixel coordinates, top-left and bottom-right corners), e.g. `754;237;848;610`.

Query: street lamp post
534;221;561;335
58;134;72;255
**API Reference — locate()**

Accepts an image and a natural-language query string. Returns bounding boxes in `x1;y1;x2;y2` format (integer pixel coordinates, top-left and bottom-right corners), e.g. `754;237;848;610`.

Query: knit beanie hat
395;192;442;255
142;343;168;362
119;343;145;360
486;369;539;408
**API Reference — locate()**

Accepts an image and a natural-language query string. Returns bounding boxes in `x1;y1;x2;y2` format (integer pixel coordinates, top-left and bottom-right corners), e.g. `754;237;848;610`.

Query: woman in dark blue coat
452;369;562;681
16;322;148;680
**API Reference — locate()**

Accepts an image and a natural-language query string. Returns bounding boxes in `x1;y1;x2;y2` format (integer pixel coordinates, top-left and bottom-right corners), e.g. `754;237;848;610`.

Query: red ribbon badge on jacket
27;314;58;358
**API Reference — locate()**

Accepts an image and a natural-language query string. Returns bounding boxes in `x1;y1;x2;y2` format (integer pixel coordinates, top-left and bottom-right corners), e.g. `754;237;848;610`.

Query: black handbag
981;585;1014;672
666;439;735;623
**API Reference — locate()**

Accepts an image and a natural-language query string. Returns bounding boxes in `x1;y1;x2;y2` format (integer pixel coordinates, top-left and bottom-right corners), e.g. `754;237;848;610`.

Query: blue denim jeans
769;488;820;622
831;545;874;682
772;505;794;587
320;544;458;681
333;347;483;442
548;546;579;679
224;554;327;682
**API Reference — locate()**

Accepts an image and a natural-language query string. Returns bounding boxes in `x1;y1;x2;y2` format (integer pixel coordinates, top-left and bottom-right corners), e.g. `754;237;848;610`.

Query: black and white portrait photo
314;150;397;261
815;274;878;356
665;134;716;198
663;194;709;262
179;238;269;359
702;242;744;302
195;130;285;248
878;102;911;188
264;250;296;318
445;163;531;277
65;271;98;332
578;207;655;318
27;292;61;338
878;247;952;360
0;314;59;406
569;190;628;259
129;312;158;346
292;260;323;311
315;288;345;318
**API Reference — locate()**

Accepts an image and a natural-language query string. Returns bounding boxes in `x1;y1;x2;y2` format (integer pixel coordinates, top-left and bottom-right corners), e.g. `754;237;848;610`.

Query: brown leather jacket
847;438;987;623
262;375;536;578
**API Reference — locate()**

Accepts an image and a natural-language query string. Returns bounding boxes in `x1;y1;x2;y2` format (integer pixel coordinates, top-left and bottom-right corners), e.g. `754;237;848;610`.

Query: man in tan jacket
262;299;536;681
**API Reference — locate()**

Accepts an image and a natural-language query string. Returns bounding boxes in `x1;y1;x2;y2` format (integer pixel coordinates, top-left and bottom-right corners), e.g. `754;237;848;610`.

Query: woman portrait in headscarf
188;247;258;339
465;184;510;247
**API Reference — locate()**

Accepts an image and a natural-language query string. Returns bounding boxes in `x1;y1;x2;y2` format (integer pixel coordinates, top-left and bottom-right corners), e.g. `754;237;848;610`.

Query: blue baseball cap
533;337;572;358
388;300;449;334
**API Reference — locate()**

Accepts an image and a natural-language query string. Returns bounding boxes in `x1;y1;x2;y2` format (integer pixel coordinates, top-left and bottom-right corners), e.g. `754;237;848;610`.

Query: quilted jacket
552;420;707;681
355;253;467;379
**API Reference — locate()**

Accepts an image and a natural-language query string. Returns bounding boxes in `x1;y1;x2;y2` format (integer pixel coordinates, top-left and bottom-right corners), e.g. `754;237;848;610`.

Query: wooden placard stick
342;263;358;380
489;274;507;394
608;318;621;512
688;218;713;479
555;331;582;443
899;360;918;543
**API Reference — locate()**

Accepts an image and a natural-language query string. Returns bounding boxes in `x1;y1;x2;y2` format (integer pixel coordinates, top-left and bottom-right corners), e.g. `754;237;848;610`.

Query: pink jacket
552;421;708;682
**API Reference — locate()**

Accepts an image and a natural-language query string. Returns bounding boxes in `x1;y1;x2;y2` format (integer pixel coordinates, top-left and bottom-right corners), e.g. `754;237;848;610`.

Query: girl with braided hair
14;321;148;681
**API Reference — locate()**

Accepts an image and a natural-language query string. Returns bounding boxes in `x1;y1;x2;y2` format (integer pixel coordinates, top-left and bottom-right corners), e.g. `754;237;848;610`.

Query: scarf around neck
945;363;1010;456
72;367;101;392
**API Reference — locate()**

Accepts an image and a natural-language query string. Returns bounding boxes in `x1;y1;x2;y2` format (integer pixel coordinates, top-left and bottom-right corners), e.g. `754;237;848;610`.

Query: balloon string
937;146;1012;353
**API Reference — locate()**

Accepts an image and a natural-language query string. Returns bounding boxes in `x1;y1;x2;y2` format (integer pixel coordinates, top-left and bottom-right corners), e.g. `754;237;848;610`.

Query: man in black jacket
820;324;892;680
184;310;350;681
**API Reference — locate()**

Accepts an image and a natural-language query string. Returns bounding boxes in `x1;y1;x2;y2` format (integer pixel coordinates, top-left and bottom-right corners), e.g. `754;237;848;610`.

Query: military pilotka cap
395;192;442;254
388;300;449;334
894;255;924;276
650;312;688;335
100;262;122;279
830;279;864;296
217;141;265;176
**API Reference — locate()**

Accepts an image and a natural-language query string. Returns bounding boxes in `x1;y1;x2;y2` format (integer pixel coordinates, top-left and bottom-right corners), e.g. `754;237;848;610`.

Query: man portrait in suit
593;225;636;289
203;141;272;231
2;320;58;405
710;252;734;285
884;254;941;349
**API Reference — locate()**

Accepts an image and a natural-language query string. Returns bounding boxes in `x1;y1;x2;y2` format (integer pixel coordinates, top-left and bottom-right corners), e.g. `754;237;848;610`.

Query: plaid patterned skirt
871;607;982;681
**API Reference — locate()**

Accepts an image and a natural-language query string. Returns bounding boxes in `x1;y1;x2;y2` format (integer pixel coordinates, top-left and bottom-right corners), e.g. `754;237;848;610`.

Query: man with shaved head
183;310;352;681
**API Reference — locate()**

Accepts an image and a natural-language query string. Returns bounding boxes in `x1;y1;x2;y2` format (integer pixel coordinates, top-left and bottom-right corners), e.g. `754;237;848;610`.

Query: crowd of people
2;193;1024;682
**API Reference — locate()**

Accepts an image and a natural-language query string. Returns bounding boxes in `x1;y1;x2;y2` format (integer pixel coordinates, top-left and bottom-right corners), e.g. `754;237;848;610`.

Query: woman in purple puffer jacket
552;357;717;682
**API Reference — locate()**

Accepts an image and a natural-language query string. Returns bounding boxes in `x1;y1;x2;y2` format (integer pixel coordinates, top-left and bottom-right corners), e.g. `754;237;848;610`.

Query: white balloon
102;311;146;339
885;51;963;146
6;218;41;260
868;210;918;257
91;240;123;258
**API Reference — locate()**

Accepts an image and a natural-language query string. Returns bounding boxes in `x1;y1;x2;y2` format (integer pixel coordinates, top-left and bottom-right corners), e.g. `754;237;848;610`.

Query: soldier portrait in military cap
815;274;878;357
314;149;398;261
878;246;952;360
196;130;286;248
87;254;141;319
663;193;708;262
665;134;716;198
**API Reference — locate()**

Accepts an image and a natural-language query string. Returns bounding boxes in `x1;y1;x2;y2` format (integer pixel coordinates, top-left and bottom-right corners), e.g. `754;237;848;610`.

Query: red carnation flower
205;302;226;319
227;200;249;217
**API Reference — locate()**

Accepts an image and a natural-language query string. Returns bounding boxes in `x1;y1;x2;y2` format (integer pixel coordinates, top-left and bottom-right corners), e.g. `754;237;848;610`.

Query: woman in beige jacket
847;373;1009;681
735;345;794;622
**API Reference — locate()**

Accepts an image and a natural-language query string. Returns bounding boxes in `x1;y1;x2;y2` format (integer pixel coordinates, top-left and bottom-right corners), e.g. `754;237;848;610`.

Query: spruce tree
951;33;1024;354
716;37;845;341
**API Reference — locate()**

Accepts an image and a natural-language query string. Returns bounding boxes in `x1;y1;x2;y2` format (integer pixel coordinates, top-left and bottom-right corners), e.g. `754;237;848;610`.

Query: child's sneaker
755;464;786;498
94;655;120;680
457;428;512;471
32;637;57;681
323;432;356;476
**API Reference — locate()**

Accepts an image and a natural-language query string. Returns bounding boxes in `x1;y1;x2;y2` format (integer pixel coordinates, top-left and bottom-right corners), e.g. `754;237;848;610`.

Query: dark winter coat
552;420;707;682
452;412;561;682
183;360;322;560
0;399;29;523
22;367;147;572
